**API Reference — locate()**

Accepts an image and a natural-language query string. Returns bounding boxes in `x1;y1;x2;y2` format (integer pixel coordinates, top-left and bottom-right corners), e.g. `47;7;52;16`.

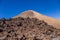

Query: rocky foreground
0;17;60;40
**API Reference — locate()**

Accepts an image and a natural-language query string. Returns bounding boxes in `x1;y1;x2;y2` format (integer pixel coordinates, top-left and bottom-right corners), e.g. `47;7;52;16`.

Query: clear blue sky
0;0;60;19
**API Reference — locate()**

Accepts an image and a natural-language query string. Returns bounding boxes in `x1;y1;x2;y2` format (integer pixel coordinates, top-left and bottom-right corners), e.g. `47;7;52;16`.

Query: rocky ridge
13;10;60;29
0;17;60;40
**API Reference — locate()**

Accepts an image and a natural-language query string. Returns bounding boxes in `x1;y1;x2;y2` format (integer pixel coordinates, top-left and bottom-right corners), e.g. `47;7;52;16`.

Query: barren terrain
13;10;60;29
0;17;60;40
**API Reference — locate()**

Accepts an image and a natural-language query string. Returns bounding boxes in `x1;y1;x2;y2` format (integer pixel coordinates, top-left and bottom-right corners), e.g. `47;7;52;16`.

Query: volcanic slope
13;10;60;29
0;17;60;40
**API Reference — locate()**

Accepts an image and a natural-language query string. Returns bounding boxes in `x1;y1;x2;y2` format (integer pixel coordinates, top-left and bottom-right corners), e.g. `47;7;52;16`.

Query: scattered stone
0;17;60;40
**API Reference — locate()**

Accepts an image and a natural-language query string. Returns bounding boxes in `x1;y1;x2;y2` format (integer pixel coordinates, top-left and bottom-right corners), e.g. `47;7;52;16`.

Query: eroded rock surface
0;17;60;40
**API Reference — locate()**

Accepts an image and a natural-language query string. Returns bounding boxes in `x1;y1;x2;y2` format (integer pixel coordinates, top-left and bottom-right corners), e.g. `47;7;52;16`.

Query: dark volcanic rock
0;17;60;40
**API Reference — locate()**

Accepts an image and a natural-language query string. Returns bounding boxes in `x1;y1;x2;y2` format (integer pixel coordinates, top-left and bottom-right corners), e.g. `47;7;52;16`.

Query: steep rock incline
13;10;60;29
0;17;60;40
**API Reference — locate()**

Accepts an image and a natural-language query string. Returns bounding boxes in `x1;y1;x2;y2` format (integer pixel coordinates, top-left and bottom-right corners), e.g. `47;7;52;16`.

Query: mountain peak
24;10;35;12
13;10;41;18
13;10;60;29
23;10;37;12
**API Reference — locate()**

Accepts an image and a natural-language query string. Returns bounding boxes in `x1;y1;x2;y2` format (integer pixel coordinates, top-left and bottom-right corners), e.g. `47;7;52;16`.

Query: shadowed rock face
0;17;60;40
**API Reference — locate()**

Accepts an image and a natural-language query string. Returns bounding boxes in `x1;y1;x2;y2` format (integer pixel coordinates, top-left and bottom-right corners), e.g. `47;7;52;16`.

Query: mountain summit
13;10;41;18
13;10;60;29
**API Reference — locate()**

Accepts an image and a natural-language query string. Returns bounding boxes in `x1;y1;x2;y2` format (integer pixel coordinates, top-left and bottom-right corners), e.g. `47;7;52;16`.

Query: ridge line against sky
0;0;60;20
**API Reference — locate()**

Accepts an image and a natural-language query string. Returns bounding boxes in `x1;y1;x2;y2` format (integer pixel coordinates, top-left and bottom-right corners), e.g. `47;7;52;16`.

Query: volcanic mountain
13;10;60;29
0;10;60;40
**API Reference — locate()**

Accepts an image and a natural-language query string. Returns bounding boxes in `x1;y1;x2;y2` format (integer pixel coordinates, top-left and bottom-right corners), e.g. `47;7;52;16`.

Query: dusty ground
0;17;60;40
